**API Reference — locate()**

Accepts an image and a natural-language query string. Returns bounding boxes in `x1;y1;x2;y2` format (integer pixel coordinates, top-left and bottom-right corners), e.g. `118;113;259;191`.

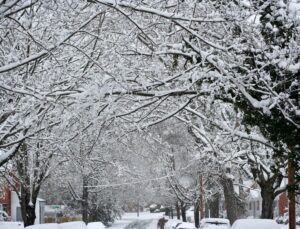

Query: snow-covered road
124;219;152;229
109;212;164;229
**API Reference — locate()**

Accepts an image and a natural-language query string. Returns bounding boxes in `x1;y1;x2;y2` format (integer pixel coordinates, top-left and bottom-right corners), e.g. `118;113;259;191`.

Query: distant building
0;186;11;218
245;189;261;218
242;180;300;219
0;185;45;224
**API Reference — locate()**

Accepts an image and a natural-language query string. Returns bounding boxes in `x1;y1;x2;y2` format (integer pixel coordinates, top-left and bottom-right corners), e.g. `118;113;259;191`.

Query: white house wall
10;191;45;224
10;191;20;222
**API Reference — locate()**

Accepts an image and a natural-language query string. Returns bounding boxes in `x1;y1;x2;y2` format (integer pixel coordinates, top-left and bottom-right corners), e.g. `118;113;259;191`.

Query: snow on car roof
176;222;196;229
231;219;280;229
200;218;230;224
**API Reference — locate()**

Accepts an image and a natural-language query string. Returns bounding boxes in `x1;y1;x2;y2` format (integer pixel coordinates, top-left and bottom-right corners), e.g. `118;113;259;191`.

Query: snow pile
25;223;61;229
231;219;280;229
60;221;87;229
0;222;24;229
87;222;105;229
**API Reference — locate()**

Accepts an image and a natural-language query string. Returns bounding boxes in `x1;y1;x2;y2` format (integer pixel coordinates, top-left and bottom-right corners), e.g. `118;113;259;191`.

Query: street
109;212;164;229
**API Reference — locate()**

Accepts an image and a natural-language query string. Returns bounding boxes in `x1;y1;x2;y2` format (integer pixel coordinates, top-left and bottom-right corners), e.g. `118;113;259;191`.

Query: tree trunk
20;188;37;227
181;201;187;222
176;202;180;220
288;159;296;229
82;178;89;223
194;203;200;228
222;176;242;224
260;184;275;219
210;193;220;218
18;151;39;228
199;175;204;219
21;204;36;227
170;207;174;219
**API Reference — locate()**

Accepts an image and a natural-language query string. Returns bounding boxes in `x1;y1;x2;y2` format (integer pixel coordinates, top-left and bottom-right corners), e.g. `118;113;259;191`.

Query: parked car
275;216;284;224
200;218;230;229
0;210;10;221
150;204;158;213
175;222;196;229
297;216;300;225
149;203;166;213
165;219;182;229
231;219;280;229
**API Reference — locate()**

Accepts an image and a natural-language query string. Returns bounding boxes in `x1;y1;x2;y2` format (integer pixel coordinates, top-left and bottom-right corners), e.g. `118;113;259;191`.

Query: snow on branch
94;0;227;23
0;10;105;73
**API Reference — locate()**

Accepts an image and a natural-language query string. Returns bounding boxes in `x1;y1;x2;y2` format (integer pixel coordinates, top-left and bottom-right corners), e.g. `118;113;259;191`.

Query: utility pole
137;198;140;217
288;159;296;229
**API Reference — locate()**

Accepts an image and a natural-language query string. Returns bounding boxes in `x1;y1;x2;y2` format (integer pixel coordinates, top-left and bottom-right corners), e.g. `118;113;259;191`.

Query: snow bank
87;222;105;229
25;223;61;229
60;221;86;229
0;222;24;229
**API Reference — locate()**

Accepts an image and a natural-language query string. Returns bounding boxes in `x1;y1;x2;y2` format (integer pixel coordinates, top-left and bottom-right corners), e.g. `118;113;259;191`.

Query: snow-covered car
175;222;196;229
297;216;300;225
60;221;87;229
231;219;280;229
165;219;182;229
25;223;61;229
87;222;105;229
0;210;10;221
200;218;230;229
150;204;158;213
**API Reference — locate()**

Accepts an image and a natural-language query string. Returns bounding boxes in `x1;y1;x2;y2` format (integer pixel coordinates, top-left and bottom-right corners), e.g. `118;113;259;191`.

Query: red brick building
278;192;289;216
0;185;12;216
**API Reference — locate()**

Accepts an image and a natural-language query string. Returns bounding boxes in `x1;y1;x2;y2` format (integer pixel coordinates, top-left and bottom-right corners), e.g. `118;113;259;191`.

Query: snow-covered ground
279;225;300;229
108;212;164;229
1;212;299;229
108;212;300;229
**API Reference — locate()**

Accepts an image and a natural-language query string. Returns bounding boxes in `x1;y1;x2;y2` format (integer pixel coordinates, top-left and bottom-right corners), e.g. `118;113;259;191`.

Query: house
242;180;300;219
0;186;11;218
245;189;262;218
273;192;300;218
0;184;45;224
